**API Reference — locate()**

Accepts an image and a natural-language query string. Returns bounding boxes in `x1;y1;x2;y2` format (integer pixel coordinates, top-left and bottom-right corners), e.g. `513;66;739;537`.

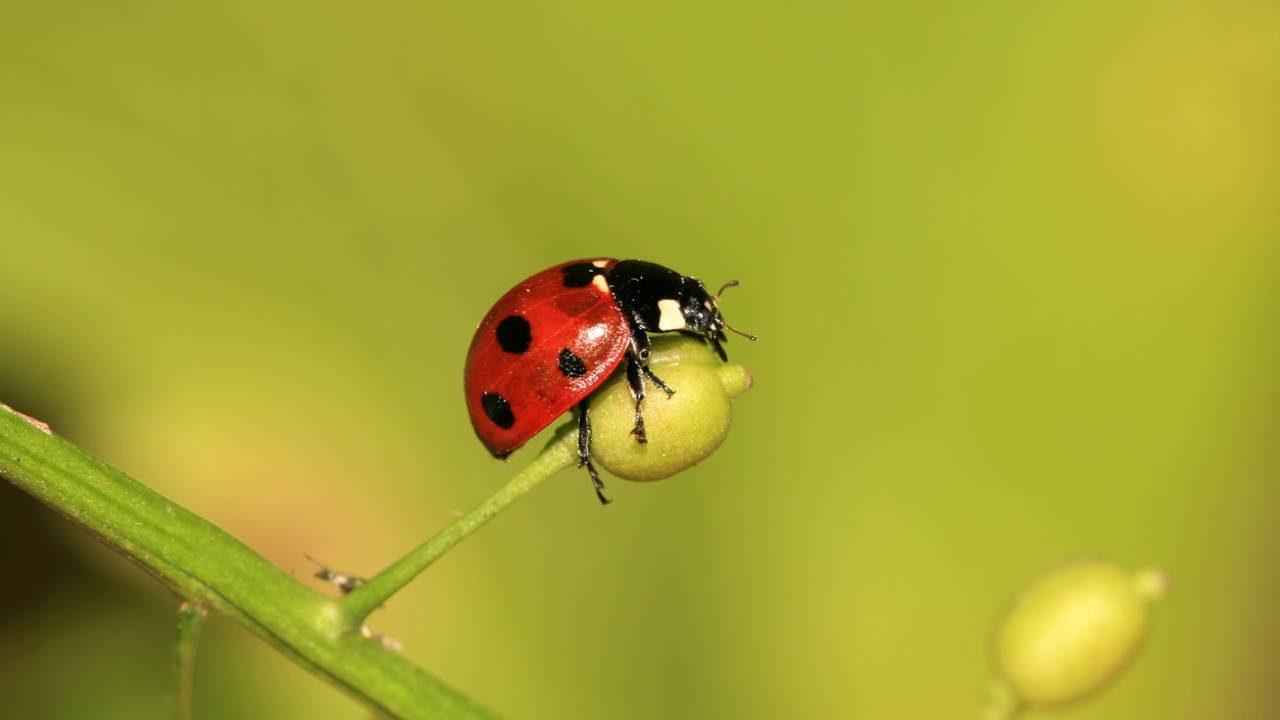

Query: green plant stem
340;424;579;629
0;405;502;720
173;601;207;720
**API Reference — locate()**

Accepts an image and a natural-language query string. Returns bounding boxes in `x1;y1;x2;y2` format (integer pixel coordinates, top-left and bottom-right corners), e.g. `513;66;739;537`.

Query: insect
464;258;754;503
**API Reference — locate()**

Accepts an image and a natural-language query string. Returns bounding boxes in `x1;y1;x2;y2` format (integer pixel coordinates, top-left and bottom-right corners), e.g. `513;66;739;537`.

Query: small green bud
991;559;1167;711
587;334;752;482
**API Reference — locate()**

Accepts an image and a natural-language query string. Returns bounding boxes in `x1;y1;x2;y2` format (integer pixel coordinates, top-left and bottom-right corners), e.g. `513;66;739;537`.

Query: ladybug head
682;278;756;361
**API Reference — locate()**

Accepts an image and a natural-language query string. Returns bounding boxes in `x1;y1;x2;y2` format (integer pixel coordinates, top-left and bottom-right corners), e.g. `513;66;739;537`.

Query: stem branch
340;425;578;628
173;601;208;720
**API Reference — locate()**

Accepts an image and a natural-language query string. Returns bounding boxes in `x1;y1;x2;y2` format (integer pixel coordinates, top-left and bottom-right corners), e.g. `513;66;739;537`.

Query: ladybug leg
624;356;675;444
625;357;649;444
680;328;728;362
708;329;728;362
577;400;610;504
625;328;675;444
641;364;675;397
627;325;675;396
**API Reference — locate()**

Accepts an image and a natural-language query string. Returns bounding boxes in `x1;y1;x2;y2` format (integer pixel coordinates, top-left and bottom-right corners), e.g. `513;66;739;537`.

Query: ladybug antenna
713;279;740;300
712;279;757;341
720;318;758;342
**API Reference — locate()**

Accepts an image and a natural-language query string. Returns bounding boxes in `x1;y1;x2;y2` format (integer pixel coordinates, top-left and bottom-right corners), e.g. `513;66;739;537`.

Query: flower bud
991;559;1167;711
587;334;752;481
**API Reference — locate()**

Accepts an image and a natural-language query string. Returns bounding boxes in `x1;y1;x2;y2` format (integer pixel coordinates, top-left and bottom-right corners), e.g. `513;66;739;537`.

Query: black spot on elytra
495;315;532;354
561;263;604;288
558;348;587;377
481;393;515;429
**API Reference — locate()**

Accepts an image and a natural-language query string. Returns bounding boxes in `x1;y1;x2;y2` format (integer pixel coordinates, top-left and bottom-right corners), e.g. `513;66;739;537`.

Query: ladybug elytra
464;258;753;503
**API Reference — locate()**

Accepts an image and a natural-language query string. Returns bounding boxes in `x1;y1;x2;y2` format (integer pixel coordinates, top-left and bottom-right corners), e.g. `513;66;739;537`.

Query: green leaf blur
1;0;1276;718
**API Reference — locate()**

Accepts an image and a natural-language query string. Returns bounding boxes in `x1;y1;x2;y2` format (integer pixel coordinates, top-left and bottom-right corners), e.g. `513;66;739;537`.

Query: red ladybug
464;258;753;503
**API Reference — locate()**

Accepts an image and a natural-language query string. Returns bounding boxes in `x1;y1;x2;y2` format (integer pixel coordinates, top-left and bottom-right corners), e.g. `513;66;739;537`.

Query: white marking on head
591;259;609;268
704;300;713;311
656;298;686;331
591;274;609;293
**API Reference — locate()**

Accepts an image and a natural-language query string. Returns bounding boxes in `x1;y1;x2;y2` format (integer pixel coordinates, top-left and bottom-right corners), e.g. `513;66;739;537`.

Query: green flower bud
991;559;1167;713
587;334;752;482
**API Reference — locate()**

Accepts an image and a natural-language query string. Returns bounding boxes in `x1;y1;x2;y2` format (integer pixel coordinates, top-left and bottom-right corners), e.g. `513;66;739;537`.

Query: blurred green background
1;0;1277;718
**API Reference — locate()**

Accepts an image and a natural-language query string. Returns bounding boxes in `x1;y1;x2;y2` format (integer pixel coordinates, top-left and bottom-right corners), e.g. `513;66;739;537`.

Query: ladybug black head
676;276;718;332
687;278;756;361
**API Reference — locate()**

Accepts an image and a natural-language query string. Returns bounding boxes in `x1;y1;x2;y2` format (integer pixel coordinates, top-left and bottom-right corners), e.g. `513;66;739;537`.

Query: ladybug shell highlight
465;258;630;457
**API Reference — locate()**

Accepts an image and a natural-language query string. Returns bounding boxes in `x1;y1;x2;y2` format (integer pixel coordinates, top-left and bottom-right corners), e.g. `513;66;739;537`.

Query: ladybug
464;258;754;503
